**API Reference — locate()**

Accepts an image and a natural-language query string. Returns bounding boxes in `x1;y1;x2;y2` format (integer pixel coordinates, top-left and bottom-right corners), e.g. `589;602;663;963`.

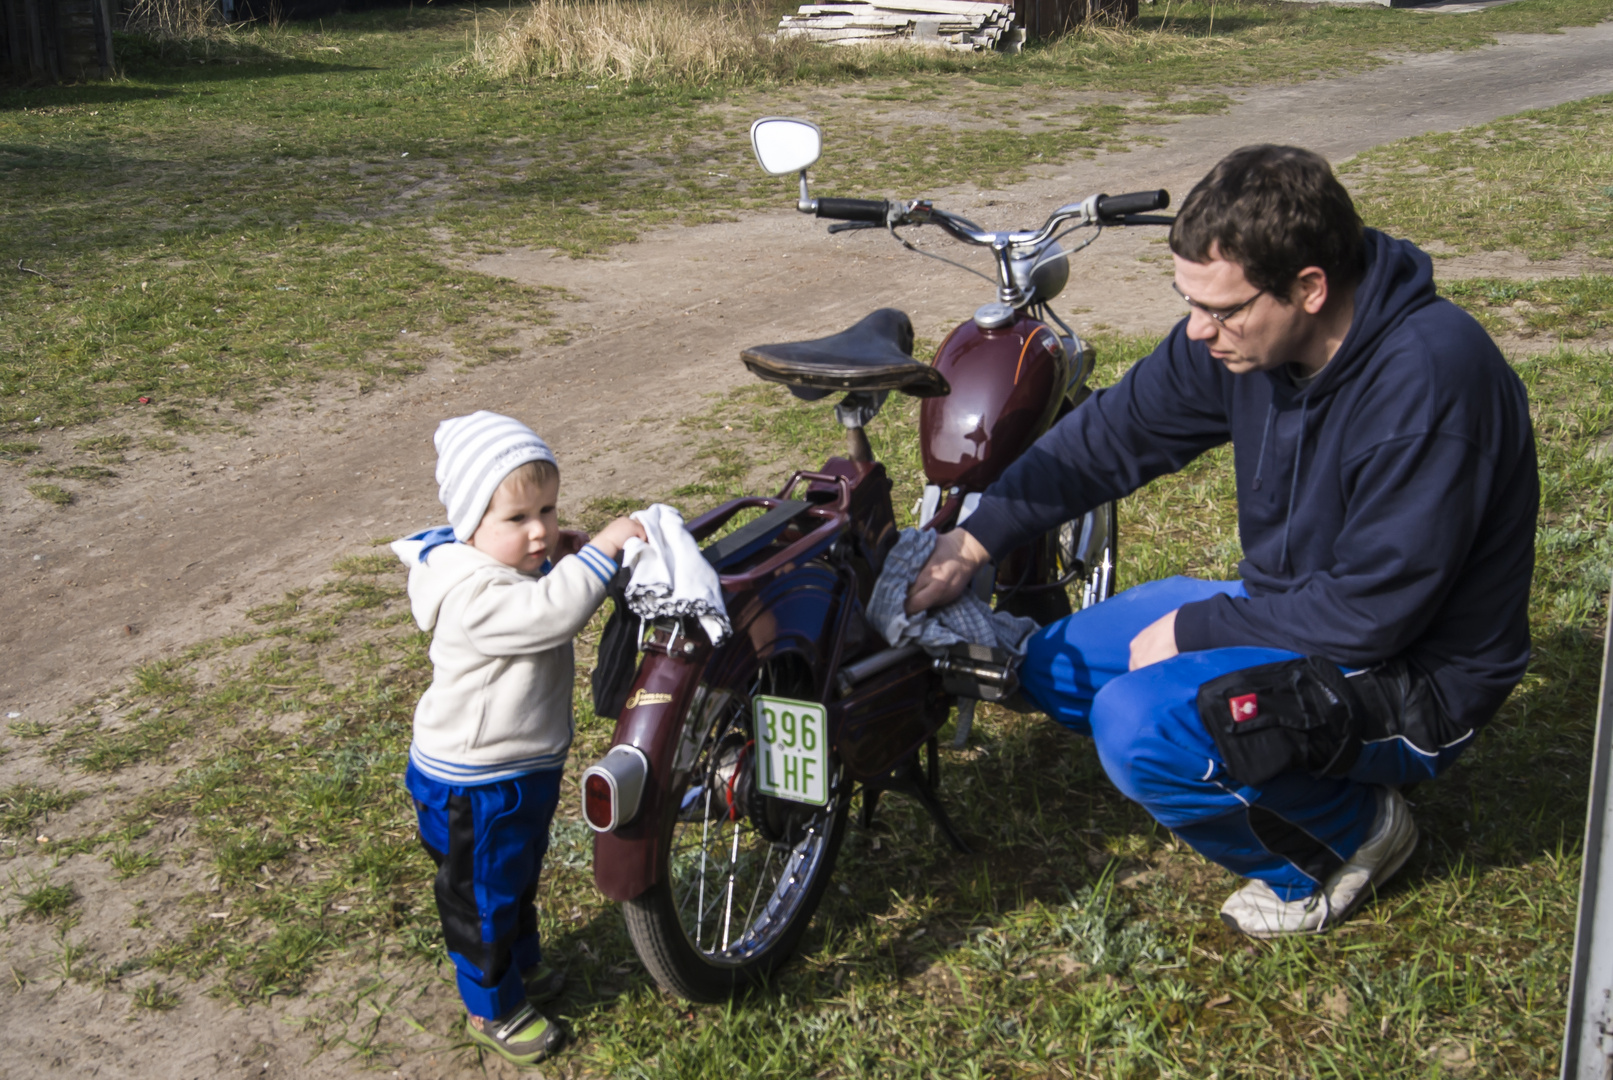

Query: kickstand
886;738;970;854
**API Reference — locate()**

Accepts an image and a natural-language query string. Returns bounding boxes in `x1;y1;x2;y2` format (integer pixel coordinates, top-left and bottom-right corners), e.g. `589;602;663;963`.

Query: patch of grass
0;440;41;462
571;494;647;532
31;463;118;482
330;553;395;576
1445;275;1613;341
26;483;73;506
7;719;50;739
247;589;309;624
108;846;163;880
1346;92;1613;260
0;783;85;837
75;433;133;460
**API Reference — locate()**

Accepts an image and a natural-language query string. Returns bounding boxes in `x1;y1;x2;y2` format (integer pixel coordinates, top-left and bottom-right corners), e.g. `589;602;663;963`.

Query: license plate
753;695;829;807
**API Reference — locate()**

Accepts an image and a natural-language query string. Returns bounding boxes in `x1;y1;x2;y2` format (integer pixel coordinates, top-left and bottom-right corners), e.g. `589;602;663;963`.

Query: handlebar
1095;189;1170;222
811;189;1171;246
815;197;889;223
806;186;1172;309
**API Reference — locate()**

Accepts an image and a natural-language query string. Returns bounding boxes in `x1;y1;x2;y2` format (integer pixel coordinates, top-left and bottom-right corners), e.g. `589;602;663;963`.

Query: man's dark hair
1170;145;1367;299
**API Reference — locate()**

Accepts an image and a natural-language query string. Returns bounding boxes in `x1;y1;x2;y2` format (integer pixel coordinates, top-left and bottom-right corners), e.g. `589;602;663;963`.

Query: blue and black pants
406;763;563;1020
1019;577;1471;900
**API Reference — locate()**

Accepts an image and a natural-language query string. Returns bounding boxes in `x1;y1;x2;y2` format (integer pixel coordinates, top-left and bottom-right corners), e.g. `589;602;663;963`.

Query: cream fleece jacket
391;536;617;784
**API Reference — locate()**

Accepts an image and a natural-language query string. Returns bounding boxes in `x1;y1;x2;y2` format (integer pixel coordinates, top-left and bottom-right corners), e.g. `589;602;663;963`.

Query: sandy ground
3;19;1613;1080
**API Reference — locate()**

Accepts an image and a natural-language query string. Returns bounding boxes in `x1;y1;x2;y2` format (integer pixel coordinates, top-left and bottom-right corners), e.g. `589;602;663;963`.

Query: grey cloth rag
868;528;1039;656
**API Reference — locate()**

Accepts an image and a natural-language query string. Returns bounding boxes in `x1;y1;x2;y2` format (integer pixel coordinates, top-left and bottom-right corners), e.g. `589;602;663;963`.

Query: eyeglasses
1172;281;1264;328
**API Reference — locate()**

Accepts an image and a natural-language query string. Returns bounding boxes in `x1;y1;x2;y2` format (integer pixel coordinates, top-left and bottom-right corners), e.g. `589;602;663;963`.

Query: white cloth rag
868;527;1039;656
621;503;731;645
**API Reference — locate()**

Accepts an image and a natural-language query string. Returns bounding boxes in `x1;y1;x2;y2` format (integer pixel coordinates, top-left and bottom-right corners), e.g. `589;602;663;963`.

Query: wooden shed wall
2;0;115;82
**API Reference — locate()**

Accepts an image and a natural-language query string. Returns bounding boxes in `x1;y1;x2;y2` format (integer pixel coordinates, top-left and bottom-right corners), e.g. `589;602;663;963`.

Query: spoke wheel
1057;500;1118;610
623;654;849;1002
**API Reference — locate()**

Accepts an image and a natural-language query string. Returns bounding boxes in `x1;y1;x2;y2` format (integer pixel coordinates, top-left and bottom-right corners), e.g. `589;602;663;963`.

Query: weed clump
27;483;73;506
16;881;77;920
0;783;85;837
132;982;181;1010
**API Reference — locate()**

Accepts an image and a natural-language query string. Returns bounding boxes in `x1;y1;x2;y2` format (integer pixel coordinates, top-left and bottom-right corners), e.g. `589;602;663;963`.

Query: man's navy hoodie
965;230;1538;735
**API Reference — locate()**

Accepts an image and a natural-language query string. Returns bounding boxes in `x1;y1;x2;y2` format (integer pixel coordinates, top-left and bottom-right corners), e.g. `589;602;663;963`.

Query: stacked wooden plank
777;0;1024;52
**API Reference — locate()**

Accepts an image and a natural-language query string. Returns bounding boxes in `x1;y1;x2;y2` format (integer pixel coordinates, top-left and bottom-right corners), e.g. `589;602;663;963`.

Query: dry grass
118;0;289;61
465;0;886;85
123;0;228;39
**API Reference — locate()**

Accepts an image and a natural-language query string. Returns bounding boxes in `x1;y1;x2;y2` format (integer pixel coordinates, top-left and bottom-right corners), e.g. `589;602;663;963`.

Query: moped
580;117;1172;1002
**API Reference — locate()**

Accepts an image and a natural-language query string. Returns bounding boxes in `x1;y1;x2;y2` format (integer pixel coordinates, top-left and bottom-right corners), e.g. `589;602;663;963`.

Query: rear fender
591;562;844;902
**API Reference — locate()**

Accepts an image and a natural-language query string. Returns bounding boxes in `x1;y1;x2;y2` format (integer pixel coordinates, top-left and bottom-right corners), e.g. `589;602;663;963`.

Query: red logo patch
1229;693;1259;722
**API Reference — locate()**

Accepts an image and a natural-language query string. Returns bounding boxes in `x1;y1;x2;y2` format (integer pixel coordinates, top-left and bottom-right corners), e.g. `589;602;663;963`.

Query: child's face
468;471;561;574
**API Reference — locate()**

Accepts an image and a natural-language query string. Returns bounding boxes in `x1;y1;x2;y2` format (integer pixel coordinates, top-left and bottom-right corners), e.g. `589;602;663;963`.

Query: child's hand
590;516;648;561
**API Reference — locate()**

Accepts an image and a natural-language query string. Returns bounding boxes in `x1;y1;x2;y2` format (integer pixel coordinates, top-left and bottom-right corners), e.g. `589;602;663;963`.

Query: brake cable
888;224;997;285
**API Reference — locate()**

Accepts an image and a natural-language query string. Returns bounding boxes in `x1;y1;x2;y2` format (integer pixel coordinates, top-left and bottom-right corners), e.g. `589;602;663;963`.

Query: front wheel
623;655;849;1002
1057;500;1117;610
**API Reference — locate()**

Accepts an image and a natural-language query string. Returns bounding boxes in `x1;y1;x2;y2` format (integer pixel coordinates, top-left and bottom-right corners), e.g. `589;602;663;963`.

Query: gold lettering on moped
625;689;673;709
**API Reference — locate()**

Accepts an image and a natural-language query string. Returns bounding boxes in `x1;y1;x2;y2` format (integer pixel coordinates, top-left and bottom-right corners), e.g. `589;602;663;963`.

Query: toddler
392;410;644;1066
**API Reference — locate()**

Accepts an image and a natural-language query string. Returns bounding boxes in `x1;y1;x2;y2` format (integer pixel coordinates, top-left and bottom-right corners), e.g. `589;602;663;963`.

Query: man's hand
1128;608;1179;670
905;529;991;616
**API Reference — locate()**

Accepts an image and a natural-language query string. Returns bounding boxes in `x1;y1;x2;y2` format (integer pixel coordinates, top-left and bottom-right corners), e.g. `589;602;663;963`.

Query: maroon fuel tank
920;312;1069;491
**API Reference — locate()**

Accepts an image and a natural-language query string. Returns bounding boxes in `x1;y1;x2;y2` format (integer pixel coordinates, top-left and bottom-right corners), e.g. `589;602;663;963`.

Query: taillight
580;745;650;833
584;774;615;831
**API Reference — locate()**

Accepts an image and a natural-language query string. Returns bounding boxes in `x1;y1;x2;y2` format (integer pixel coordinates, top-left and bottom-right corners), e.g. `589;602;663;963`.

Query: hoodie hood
392;536;507;633
1293;229;1439;402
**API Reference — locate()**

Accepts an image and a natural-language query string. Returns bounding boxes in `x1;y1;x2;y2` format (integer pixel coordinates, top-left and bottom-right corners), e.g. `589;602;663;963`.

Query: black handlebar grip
815;198;889;223
1095;189;1170;222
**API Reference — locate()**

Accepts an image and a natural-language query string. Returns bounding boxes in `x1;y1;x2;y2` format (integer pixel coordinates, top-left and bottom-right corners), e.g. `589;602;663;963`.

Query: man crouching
906;145;1538;937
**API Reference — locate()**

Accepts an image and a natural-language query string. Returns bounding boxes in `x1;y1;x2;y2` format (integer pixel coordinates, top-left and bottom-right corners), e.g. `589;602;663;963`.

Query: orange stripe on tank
1014;328;1046;385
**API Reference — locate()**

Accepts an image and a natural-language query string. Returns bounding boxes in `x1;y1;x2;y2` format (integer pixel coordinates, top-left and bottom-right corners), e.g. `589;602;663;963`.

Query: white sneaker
1219;787;1419;939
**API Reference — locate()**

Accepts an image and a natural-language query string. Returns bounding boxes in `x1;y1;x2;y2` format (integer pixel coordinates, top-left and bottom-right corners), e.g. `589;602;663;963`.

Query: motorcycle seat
741;308;951;399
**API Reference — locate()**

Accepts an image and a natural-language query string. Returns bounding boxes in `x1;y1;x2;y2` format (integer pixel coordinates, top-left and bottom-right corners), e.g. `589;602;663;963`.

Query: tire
1057;500;1118;610
623;653;850;1002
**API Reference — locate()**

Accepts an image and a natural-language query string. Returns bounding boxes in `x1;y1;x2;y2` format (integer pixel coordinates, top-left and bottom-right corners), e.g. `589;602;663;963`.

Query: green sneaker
522;964;566;1005
466;1003;563;1066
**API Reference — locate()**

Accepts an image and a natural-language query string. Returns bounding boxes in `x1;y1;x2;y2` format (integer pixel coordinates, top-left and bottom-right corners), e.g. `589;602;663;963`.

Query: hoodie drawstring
1251;402;1276;492
1280;397;1309;573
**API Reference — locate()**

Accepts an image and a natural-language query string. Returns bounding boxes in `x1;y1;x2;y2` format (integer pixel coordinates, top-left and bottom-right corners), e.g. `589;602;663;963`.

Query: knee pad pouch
1196;656;1363;786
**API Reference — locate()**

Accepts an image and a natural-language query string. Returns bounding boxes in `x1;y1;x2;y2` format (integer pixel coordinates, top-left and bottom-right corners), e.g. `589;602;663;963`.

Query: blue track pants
1020;577;1457;901
406;763;562;1020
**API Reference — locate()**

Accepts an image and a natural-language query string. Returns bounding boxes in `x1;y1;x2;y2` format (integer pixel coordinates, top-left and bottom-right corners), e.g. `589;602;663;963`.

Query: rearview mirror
750;117;822;177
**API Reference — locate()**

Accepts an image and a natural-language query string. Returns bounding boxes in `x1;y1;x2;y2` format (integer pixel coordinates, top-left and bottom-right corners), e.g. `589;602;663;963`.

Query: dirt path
2;21;1612;1079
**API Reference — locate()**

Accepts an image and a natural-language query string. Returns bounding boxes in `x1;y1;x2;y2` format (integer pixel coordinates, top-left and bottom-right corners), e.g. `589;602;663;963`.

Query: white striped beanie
434;411;558;541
